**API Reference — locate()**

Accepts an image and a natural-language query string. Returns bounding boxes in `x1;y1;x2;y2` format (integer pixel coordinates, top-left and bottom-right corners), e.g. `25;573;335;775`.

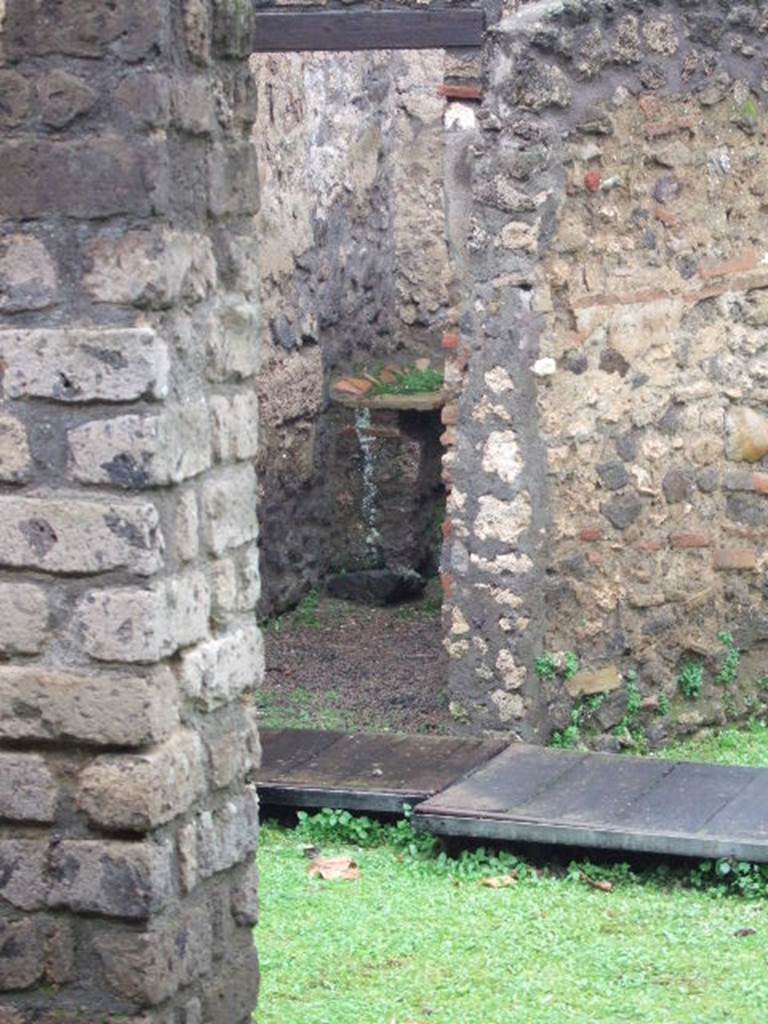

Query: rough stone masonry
0;1;262;1021
443;0;768;747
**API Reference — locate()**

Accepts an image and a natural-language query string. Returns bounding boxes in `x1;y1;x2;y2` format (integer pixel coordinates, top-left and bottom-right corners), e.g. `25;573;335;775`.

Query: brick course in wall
0;1;261;1020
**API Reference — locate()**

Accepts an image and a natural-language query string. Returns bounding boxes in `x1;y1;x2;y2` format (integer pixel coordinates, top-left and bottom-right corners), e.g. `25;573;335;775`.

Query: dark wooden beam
251;10;486;53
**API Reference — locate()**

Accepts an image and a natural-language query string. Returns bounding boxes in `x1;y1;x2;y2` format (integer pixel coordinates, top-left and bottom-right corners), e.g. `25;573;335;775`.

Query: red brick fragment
439;83;482;101
699;247;758;280
579;527;603;542
442;333;460;351
584;170;601;192
442;518;453;539
654;206;678;227
440;573;454;598
670;533;711;549
637;539;665;552
752;473;768;494
713;548;758;570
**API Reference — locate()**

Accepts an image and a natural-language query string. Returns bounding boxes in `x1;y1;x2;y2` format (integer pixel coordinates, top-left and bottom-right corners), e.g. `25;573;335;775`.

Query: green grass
655;720;768;768
258;824;768;1024
257;726;768;1022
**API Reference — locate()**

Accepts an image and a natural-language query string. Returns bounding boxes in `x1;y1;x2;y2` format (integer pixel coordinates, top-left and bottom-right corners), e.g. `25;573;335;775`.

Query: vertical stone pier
0;2;262;1021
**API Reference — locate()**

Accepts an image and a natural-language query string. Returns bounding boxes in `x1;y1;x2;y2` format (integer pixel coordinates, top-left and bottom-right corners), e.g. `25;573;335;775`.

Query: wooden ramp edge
255;728;508;813
413;744;768;863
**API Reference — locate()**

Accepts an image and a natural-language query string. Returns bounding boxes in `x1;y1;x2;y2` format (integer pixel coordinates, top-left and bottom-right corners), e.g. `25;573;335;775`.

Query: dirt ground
259;587;453;734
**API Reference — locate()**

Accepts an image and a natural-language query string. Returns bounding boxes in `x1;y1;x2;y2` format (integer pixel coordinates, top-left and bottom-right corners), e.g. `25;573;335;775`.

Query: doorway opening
252;48;477;733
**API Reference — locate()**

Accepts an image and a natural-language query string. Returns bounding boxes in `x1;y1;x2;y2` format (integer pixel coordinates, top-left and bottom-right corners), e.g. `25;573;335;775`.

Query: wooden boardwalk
256;729;768;862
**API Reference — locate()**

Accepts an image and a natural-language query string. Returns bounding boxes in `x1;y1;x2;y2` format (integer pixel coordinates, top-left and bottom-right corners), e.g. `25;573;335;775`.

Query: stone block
0;328;169;402
0;920;43;992
68;401;212;488
203;465;259;556
0;137;169;219
566;665;622;698
0;71;32;128
0;753;57;823
77;572;210;663
0;584;49;655
0;666;179;746
196;786;259;879
98;905;213;1005
48;840;174;919
210;545;261;621
83;230;216;309
726;407;768;463
184;0;211;64
114;73;172;129
209;392;259;462
0;496;164;576
173;77;216;135
0;842;48;911
208;142;259;216
38;70;96;127
176;490;200;562
231;861;259;926
179;625;263;710
206;298;261;382
202;947;260;1024
3;0;170;62
0;235;57;312
43;919;75;985
204;705;260;788
0;415;31;483
77;729;206;832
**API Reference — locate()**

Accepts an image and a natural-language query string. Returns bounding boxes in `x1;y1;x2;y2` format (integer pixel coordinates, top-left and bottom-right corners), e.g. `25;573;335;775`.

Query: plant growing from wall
678;661;704;700
535;651;580;681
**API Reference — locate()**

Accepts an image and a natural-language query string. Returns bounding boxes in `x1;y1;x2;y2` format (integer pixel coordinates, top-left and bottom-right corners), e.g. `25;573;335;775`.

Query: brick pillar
0;2;262;1022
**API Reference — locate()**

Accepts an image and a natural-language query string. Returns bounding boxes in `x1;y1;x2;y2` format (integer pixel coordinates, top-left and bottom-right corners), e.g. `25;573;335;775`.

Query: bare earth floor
260;591;452;734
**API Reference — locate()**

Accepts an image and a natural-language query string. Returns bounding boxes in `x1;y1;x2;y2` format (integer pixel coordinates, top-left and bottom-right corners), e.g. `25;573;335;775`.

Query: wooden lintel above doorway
250;10;486;53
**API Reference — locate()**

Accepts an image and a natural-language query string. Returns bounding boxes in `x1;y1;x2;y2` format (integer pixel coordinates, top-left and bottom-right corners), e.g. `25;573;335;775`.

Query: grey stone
0;753;57;823
662;469;692;503
597;461;629;491
601;494;642;530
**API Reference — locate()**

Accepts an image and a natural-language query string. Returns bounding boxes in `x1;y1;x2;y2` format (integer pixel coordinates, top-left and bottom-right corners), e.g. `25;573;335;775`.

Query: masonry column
0;2;262;1022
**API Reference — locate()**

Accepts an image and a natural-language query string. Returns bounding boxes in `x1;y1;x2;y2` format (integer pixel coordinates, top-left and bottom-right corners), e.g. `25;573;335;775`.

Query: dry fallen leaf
308;855;360;882
480;873;518;889
734;927;757;938
581;873;614;893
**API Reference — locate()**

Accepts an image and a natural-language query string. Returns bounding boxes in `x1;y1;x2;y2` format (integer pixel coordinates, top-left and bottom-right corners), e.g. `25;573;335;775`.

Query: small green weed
297;588;320;626
371;367;444;397
716;631;741;687
678;660;704;699
535;651;580;681
657;693;670;716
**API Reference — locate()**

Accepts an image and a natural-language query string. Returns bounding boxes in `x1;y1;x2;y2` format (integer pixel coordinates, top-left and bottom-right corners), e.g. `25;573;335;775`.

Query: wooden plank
701;773;768;840
255;730;507;811
515;754;674;826
414;745;768;863
251;11;486;53
617;762;759;835
416;745;589;815
256;728;345;775
415;812;768;863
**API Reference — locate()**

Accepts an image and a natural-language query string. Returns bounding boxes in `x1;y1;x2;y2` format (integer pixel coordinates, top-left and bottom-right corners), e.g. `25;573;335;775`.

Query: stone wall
444;0;768;746
252;50;466;615
0;2;261;1020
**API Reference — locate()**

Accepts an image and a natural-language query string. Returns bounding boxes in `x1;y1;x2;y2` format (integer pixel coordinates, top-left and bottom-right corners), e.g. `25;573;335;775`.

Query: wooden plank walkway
256;728;507;813
414;744;768;863
256;730;768;862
